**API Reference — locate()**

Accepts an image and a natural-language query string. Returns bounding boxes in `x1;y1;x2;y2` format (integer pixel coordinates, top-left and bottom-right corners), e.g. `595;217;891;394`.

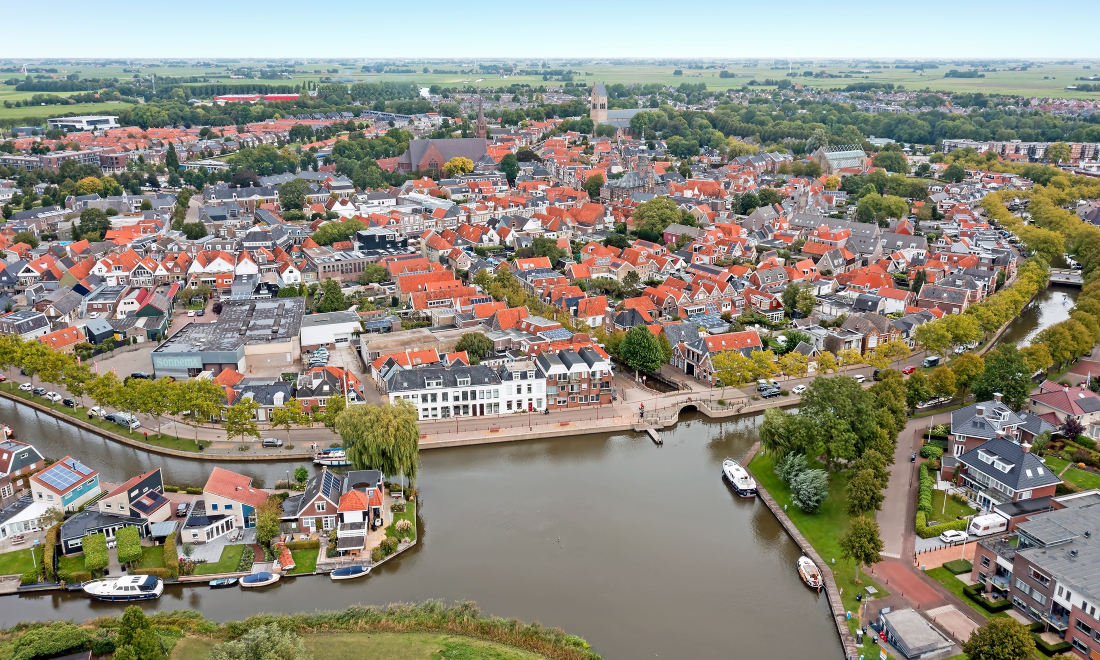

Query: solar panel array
63;458;92;475
322;470;343;498
38;463;84;492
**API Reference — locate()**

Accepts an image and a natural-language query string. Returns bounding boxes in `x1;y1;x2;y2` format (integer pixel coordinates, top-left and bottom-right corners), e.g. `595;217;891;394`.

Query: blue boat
208;577;238;588
240;572;280;588
330;565;370;581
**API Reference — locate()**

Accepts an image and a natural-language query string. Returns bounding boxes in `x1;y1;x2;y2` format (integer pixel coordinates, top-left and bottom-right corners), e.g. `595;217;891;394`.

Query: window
1072;637;1089;654
1015;578;1030;595
980;555;990;568
1076;620;1093;636
1030;569;1051;587
1033;592;1047;606
211;503;218;511
316;502;326;513
954;443;965;457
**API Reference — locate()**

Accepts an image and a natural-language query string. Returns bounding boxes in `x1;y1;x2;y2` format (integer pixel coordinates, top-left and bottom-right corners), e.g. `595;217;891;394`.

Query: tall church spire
475;96;487;139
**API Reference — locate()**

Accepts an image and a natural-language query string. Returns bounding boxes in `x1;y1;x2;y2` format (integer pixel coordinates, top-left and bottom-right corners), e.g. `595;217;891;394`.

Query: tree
846;469;885;516
230;169;260;188
0;334;22;387
173;378;226;442
12;231;38;249
789;468;829;513
778;351;809;380
951;353;985;402
798;376;877;469
905;370;932;410
805;128;829;154
781;282;816;319
75;207;111;242
294;466;309;484
583;173;605;200
658;332;673;365
929;366;957;400
851;449;891;487
278;178;310;211
972;345;1031;410
117;606;151;646
315;278;347;313
500;153;519;185
872;150;908;174
270;398;306;445
712;350;755;386
942;163;966;183
165;142;179;170
208;624;309;660
181;222;207;240
454;332;493;365
619;325;662;375
253;497;282;548
338;399;421;486
1019;344;1053;376
225;398;261;444
632;196;681;243
824;176;840;190
89;371;122;413
961;618;1035;660
838;516;884;583
359;263;387;284
1045;142;1071;165
321;394;345;438
442;157;473;177
913;321;952;359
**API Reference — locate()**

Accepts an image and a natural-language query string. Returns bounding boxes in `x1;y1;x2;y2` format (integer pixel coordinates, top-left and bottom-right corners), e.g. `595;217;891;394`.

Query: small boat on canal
313;448;351;467
797;556;823;592
208;577;238;589
330;565;371;581
83;575;163;601
240;572;280;588
721;459;757;498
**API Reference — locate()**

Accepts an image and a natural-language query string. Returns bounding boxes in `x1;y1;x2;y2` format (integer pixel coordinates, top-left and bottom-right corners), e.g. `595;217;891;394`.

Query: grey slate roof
951;400;1025;440
958;437;1061;491
387;364;501;393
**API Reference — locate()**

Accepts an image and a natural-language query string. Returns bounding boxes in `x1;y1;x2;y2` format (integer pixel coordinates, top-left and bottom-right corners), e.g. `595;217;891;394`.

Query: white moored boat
240;571;280;588
797;556;823;591
721;459;757;498
313;448;351;467
83;575;163;601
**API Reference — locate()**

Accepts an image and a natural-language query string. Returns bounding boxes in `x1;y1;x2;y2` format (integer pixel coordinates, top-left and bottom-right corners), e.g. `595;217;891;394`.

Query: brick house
535;346;613;410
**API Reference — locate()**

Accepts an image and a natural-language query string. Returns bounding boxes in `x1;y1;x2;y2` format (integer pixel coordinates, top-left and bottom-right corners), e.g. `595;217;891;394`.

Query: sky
4;1;1100;60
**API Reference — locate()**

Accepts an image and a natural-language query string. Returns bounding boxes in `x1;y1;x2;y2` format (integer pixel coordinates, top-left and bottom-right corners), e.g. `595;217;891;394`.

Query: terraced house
535;346;612;410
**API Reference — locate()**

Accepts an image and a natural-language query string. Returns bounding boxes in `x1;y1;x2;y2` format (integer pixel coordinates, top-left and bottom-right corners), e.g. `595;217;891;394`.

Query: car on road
88;312;100;319
761;387;782;399
88;406;106;419
939;530;968;544
901;366;917;375
853;375;866;383
44;392;62;403
32;387;46;396
176;502;190;517
62;397;76;408
792;385;807;395
187;310;196;317
261;437;283;448
0;374;7;382
911;452;918;462
130;372;151;380
18;383;32;392
196;309;204;316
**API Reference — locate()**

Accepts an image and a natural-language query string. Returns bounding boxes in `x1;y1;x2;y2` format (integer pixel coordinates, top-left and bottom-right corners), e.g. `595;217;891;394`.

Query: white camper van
967;513;1008;537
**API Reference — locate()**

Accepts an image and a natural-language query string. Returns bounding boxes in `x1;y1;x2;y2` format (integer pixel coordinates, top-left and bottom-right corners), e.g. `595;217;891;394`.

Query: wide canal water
0;402;842;659
995;283;1079;348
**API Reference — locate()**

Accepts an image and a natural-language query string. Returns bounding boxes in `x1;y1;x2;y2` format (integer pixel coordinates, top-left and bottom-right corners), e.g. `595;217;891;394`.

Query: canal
0;401;842;659
994;283;1079;348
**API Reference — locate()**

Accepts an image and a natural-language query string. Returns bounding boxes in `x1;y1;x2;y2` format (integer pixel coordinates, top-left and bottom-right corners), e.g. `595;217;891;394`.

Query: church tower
475;96;487;139
590;83;607;124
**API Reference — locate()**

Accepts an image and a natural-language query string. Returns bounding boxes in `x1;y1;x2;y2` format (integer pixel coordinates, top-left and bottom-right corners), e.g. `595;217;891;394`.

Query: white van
967;513;1008;537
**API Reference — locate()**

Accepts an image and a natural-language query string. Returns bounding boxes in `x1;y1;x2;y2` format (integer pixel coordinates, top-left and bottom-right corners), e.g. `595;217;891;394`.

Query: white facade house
300;310;361;348
48;115;119;131
386;364;506;420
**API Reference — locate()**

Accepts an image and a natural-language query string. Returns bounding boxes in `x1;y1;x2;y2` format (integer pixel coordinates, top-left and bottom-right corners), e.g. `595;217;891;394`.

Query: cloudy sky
4;0;1100;59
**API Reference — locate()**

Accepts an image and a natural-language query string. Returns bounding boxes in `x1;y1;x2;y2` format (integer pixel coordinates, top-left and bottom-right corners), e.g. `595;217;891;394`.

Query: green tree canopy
338;399;421;485
619;325;663;374
454;332;493;365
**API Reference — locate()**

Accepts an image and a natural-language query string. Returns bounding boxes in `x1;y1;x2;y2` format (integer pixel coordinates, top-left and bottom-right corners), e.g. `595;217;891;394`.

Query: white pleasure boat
721;459;757;498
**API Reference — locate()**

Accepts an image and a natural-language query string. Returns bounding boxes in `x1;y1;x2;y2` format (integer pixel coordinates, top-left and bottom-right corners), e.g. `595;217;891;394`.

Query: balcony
1041;611;1069;631
337;522;366;538
988;574;1011;591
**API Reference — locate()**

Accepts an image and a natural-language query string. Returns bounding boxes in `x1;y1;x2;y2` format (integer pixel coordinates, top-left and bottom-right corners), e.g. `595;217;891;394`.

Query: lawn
1043;455;1100;490
930;490;975;522
747;452;889;635
194;545;246;576
925;568;1009;622
1;385;201;452
57;554;85;574
0;548;36;575
287;549;317;575
136;545;165;570
386;499;417;543
173;632;551;660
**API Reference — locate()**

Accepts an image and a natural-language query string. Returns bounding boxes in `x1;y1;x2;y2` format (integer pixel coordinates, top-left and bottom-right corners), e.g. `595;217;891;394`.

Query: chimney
1022;441;1032;453
975;406;984;417
993;393;1003;403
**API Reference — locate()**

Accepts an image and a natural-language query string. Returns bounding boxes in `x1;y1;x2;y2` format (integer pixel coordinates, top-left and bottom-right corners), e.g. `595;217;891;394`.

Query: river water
0;284;1078;658
0;403;841;659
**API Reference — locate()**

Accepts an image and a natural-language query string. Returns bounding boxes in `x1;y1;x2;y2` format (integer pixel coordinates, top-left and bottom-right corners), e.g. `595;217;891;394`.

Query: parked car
853;375;866;383
116;417;141;431
923;356;940;368
872;369;882;381
104;412;118;423
0;374;8;382
901;366;917;375
18;383;32;392
761;387;782;399
44;391;62;402
196;309;205;316
911;452;917;462
32;387;46;396
792;385;807;395
939;530;968;544
175;502;190;518
62;398;76;408
261;437;283;448
88;406;106;419
187;310;196;317
130;372;151;380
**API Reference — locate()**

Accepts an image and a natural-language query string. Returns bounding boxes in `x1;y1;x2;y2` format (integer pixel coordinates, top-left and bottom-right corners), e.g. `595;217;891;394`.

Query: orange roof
215;369;244;387
38;326;84;351
203;467;268;508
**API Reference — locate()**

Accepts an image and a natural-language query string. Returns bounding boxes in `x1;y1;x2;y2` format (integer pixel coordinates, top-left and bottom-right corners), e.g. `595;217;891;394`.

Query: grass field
386;498;416;543
5;60;1100;106
747;452;889;636
1042;456;1100;490
172;632;552;660
287;549;317;575
57;553;85;575
194;545;245;576
931;490;975;521
137;545;165;570
0;548;36;575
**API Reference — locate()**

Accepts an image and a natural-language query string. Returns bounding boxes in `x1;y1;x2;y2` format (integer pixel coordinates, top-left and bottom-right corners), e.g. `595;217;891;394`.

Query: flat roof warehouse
152;298;306;378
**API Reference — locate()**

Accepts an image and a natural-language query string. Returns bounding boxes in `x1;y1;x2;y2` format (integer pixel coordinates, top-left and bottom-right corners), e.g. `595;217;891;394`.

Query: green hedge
81;533;108;572
915;511;969;538
284;539;320;551
132;567;171;579
115;526;142;565
58;569;92;584
20;569;37;585
962;583;1014;612
164;534;179;579
942;559;972;575
1033;632;1071;654
42;524;60;582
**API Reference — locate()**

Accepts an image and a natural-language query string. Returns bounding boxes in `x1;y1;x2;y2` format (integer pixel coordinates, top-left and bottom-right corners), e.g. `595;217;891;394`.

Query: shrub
58;569;92;584
82;533;109;571
962;583;1014;611
179;560;196;576
789;468;829;514
133;568;171;579
780;390;789;396
395;519;413;537
11;622;93;660
391;502;406;513
1075;436;1097;450
164;535;179;579
43;524;60;582
380;538;399;556
237;546;255;572
914;510;969;538
20;569;37;585
371;547;384;562
284;540;320;551
115;526;142;565
920;444;944;461
774;452;808;483
1033;633;1071;654
943;559;972;575
184;487;203;495
717;399;726;406
163;485;180;493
